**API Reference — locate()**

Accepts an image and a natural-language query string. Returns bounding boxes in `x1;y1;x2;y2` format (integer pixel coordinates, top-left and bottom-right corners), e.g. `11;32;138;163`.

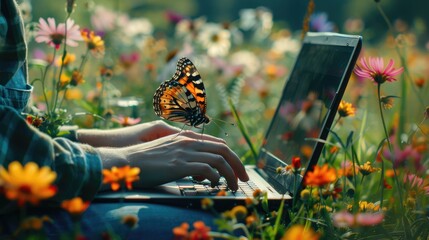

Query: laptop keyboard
177;177;259;197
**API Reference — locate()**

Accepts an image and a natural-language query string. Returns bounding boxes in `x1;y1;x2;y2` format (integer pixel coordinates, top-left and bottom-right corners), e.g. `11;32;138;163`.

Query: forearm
77;126;140;147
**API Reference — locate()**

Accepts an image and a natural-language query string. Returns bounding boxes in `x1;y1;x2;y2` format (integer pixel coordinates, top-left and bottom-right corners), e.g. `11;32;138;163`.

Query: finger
183;162;221;186
187;152;238;191
192;141;249;182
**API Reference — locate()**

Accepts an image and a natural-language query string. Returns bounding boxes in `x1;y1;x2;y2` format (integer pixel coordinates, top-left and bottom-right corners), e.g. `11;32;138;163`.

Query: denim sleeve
0;106;103;213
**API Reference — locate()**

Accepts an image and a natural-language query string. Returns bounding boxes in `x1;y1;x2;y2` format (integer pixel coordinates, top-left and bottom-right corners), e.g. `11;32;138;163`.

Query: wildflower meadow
1;0;429;239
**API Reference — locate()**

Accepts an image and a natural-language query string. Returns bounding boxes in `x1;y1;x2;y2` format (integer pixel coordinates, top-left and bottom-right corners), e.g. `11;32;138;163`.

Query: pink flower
332;211;384;228
354;57;403;84
35;18;82;49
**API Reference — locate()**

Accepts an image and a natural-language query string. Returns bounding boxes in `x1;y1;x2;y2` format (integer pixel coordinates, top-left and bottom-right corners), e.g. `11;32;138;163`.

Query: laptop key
182;190;197;196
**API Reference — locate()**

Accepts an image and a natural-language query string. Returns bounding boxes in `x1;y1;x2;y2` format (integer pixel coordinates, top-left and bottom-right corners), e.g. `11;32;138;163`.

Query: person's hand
97;131;249;191
77;120;182;147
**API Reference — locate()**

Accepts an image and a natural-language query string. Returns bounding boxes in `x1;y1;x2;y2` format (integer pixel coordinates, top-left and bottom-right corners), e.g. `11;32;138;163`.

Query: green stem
53;14;71;113
377;83;392;152
376;3;424;145
379;156;385;210
42;48;57;116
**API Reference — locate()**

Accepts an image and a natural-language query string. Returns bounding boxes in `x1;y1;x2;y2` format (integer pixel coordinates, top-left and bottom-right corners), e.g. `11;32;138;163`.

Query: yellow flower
358;161;381;176
281;224;319;240
59;73;71;88
56;53;76;66
102;165;140;191
201;198;214;210
380;96;395;110
65;88;83;100
0;161;57;206
230;205;248;220
300;189;311;201
338;100;356;117
81;29;105;56
61;197;90;216
304;164;337;187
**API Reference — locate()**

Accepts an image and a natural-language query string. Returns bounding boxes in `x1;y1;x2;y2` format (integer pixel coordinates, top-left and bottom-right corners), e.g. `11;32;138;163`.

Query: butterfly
153;57;210;127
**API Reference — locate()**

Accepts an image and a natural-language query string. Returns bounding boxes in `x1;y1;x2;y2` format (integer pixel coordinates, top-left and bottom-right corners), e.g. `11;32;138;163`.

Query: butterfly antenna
172;124;187;140
201;123;205;142
210;118;235;137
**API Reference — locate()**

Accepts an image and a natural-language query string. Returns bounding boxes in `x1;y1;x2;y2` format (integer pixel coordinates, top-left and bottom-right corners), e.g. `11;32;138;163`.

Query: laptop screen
256;36;360;194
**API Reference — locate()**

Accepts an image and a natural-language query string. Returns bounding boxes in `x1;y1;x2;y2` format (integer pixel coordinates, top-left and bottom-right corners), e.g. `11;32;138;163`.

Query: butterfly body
153;57;210;127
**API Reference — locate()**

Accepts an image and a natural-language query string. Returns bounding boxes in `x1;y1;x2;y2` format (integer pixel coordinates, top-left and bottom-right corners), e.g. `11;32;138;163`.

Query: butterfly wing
171;57;207;115
153;57;210;126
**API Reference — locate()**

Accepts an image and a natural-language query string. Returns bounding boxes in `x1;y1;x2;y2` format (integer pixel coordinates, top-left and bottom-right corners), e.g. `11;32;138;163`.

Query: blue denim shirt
0;0;102;213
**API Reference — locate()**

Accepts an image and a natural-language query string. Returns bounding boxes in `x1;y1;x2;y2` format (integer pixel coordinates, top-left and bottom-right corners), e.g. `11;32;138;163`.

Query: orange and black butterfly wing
153;57;210;127
153;81;191;124
170;57;207;116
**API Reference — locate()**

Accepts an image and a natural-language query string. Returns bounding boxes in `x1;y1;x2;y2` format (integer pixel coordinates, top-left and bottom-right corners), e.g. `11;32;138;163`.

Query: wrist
96;147;129;170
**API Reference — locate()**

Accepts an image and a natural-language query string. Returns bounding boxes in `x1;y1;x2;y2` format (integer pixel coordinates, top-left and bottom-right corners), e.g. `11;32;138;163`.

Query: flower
102;165;140;191
56;53;76;66
197;23;231;57
281;224;319;240
61;197;90;216
70;70;85;86
332;211;384;228
230;205;248;220
348;201;383;212
338;160;358;178
173;221;212;240
0;161;57;206
16;216;52;233
35;18;82;49
119;52;140;69
380;96;396;110
113;116;141;127
81;29;105;56
239;7;273;40
304;164;337;187
173;222;190;239
189;221;211;240
201;198;214;210
310;12;335;32
121;214;139;229
300;189;311;201
338;100;356;117
358;161;381;176
354;57;404;84
291;156;302;170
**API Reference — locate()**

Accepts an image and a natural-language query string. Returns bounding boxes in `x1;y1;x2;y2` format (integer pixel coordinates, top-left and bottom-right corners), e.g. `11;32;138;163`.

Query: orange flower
61;197;90;216
0;161;57;206
281;224;319;240
121;214;139;229
102;165;140;191
304;164;337;187
17;216;52;233
189;221;211;240
173;222;189;239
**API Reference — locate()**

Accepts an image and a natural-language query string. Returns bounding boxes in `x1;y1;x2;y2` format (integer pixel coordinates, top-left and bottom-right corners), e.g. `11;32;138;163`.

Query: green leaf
228;97;258;161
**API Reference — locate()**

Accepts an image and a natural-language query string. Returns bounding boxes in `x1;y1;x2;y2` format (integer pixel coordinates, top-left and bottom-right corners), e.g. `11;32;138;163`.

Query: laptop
95;32;362;209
